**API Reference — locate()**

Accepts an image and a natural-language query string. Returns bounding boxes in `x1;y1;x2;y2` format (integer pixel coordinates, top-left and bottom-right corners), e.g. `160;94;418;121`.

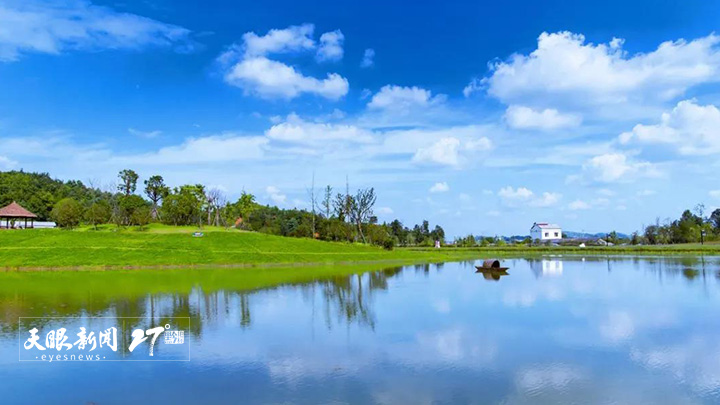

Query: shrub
52;198;83;229
382;238;395;250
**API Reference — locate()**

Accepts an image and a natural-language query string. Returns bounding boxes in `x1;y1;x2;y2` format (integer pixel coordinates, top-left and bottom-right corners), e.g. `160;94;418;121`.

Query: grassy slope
0;224;480;270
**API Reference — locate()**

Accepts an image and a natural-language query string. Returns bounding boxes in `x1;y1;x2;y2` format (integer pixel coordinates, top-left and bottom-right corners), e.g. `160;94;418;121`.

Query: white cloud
360;48;374;68
429;182;449;193
222;56;348;100
120;133;268;165
367;85;445;111
376;206;393;215
412;137;461;167
504;105;582;130
483;32;720;109
486;210;500;217
219;24;348;100
709;190;720;199
266;186;287;204
497;186;562;207
579;152;658;183
498;186;561;208
265;114;374;144
0;0;192;62
619;99;720;155
568;199;591;210
637;189;656;197
316;30;344;62
410;132;492;168
462;78;482;98
128;128;161;138
241;24;315;57
465;137;493;151
0;155;17;169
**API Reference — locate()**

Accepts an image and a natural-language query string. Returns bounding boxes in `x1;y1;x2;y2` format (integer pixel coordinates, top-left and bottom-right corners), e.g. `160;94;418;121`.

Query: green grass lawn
1;224;717;270
0;224;481;270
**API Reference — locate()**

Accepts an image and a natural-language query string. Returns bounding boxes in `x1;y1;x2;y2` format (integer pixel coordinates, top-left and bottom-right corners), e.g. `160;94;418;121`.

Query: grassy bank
2;225;718;271
0;225;481;270
408;242;720;255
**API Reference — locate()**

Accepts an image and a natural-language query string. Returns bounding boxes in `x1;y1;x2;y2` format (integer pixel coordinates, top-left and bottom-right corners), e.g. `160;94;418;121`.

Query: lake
1;256;719;404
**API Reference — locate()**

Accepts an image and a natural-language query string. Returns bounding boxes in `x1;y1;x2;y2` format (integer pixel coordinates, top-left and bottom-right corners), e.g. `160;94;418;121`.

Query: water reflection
475;268;510;281
1;256;720;404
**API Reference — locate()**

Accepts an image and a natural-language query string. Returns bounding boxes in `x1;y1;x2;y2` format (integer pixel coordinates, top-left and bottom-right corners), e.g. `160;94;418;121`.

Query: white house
530;222;562;241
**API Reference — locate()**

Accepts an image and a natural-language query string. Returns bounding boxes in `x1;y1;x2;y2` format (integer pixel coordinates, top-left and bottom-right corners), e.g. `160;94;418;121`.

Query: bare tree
206;188;226;226
350;188;376;243
307;173;317;237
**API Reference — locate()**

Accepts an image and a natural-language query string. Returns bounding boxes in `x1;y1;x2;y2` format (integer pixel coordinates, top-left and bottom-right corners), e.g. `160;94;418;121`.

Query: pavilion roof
0;202;38;218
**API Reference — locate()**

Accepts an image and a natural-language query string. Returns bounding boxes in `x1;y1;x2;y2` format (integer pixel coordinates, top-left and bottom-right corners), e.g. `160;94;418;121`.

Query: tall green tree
118;169;139;196
144;175;169;219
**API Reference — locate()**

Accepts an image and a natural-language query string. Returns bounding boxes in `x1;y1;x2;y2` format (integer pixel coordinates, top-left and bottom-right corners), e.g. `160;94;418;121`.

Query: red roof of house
0;202;38;218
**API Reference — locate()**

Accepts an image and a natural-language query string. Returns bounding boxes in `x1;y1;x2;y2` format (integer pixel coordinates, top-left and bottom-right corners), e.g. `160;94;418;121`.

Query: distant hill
498;231;631;241
563;231;631;239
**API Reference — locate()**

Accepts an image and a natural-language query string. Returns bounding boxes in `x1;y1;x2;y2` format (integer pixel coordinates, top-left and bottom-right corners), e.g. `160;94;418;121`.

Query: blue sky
2;0;720;237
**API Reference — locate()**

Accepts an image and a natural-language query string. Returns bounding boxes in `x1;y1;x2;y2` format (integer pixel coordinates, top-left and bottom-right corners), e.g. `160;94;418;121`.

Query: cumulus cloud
367;85;446;111
568;199;591;210
0;0;193;62
462;78;482;98
411;135;492;167
413;137;461;166
222;56;348;100
482;31;720;109
316;30;344;62
218;24;348;100
498;186;561;207
619;99;720;155
265;113;375;144
265;186;286;204
241;23;315;57
577;152;659;183
504;105;582;130
360;48;374;68
429;182;449;193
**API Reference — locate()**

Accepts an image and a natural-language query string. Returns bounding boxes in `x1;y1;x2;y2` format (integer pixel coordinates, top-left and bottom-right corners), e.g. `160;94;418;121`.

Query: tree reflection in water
0;265;406;338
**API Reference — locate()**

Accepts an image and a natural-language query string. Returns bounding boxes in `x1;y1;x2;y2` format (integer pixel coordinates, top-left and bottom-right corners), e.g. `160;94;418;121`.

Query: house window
544;232;548;237
554;232;559;237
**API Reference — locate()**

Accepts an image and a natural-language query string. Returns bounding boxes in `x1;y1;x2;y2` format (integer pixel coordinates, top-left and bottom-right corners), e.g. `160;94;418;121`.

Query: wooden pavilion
0;201;38;229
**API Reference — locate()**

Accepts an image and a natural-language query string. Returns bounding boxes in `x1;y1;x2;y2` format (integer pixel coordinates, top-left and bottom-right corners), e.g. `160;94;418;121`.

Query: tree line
1;170;445;249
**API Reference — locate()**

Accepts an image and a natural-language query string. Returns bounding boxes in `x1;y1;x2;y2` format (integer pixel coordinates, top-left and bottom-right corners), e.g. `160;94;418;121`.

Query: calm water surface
1;256;720;404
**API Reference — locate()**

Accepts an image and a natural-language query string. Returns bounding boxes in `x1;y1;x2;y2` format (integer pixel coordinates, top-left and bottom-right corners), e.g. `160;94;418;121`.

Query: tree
710;208;720;231
349;187;376;243
144;175;168;219
51;198;83;228
322;185;333;218
205;188;227;226
131;205;152;230
430;225;445;243
86;200;111;230
118;169;139;196
307;173;317;237
117;194;147;226
160;185;206;226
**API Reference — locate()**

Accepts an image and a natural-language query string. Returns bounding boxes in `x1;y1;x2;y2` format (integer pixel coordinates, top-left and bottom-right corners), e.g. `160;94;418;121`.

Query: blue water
1;256;720;404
